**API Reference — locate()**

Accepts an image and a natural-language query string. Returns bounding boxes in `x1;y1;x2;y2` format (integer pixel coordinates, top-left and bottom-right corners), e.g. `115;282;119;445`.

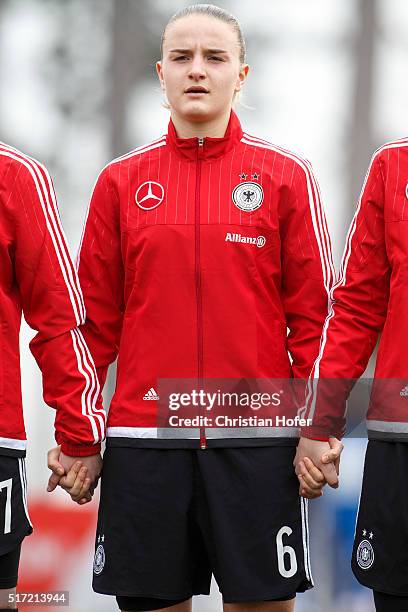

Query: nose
188;54;206;80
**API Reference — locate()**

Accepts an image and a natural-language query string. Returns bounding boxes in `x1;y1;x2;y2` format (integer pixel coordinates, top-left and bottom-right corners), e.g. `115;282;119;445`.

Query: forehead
163;14;238;52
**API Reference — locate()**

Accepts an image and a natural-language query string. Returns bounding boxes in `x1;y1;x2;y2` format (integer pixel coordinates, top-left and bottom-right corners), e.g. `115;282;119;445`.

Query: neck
170;109;232;139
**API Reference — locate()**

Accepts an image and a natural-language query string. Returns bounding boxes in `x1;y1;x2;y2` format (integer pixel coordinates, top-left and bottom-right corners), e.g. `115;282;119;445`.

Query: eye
174;55;189;61
208;56;224;61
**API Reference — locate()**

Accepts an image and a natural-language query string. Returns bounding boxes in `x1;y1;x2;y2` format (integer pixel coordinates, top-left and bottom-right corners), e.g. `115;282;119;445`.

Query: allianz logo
225;232;266;248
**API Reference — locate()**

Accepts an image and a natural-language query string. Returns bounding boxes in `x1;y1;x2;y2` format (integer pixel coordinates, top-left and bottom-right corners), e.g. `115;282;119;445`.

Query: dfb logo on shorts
135;181;165;211
232;182;263;212
93;544;106;575
356;539;374;570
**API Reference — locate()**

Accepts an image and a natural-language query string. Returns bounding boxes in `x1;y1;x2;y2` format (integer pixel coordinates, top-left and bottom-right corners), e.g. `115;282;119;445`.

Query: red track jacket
0;142;105;457
78;110;334;448
302;139;408;441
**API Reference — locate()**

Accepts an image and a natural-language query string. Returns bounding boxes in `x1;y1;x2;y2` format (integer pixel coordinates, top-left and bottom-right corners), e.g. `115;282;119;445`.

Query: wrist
300;426;332;441
60;442;101;457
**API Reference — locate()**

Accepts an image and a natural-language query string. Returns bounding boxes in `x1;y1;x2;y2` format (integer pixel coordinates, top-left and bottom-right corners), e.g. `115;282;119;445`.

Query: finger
303;457;326;484
334;456;341;474
59;462;84;490
47;446;65;476
62;467;88;498
298;461;325;490
299;476;323;499
322;439;344;463
47;445;61;463
47;472;62;492
77;494;92;505
322;449;341;464
329;438;344;452
60;468;86;495
70;477;92;502
320;461;339;488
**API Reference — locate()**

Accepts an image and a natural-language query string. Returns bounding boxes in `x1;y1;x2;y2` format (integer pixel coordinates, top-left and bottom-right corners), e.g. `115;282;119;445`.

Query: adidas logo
143;387;160;401
400;385;408;397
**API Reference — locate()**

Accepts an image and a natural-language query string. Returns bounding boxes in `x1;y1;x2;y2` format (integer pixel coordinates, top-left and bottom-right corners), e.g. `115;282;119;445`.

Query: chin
179;103;216;123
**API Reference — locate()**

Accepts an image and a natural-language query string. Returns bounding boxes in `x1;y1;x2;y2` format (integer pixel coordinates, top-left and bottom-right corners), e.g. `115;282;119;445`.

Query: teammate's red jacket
78;109;334;448
301;139;408;441
0;142;105;457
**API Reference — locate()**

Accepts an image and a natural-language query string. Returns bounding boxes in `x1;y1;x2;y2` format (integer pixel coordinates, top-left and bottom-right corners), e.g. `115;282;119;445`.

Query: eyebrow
168;48;229;54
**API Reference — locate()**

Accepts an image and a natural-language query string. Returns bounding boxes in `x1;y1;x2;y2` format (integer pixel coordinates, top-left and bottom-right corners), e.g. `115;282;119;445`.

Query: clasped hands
45;438;344;504
46;445;102;504
294;437;344;499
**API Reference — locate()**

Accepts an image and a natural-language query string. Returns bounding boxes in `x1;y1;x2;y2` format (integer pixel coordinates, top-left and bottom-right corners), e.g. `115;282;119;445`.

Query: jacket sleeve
280;159;335;382
76;165;124;393
301;153;391;439
8;154;105;456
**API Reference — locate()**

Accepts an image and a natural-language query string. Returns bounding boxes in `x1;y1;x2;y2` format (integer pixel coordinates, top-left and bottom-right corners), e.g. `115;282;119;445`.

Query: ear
235;64;250;92
156;61;165;90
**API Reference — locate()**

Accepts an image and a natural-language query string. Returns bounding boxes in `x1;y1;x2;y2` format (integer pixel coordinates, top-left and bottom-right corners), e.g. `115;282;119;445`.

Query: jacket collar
166;109;243;161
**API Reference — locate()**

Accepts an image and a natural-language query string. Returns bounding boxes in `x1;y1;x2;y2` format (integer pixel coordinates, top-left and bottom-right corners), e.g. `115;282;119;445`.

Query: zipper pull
197;136;204;160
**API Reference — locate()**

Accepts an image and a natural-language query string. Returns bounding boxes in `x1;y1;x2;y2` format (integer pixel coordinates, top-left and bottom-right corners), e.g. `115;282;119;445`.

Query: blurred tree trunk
109;0;154;157
347;0;379;378
347;0;377;208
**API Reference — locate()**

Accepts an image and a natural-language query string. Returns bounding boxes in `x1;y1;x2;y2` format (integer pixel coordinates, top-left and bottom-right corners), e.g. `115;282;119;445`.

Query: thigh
352;440;408;595
0;543;21;590
117;595;192;611
0;455;32;558
93;447;211;599
0;587;17;609
224;600;295;612
195;446;312;603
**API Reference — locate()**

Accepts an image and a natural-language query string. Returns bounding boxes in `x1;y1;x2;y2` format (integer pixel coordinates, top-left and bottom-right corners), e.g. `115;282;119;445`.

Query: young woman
297;138;408;612
0;142;104;608
59;4;341;611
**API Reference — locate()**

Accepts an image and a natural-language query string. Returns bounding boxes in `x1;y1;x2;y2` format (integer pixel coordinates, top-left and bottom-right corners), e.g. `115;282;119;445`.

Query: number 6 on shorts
276;525;298;578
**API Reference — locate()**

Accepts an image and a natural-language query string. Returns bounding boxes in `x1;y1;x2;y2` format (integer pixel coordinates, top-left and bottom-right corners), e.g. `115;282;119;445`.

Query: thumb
322;449;340;464
47;445;64;473
47;471;61;493
321;461;339;488
322;439;343;464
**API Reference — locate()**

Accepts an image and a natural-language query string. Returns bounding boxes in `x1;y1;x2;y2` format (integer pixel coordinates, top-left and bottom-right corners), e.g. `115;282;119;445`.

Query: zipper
195;136;206;449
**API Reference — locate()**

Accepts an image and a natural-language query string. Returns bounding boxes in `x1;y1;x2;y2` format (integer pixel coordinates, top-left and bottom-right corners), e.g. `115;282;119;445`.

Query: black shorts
0;543;22;589
93;445;313;603
352;440;408;595
0;456;32;558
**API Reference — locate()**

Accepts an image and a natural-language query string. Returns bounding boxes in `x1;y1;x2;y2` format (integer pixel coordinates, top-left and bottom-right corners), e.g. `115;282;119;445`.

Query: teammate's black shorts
93;445;313;604
0;455;32;589
0;456;32;557
352;440;408;596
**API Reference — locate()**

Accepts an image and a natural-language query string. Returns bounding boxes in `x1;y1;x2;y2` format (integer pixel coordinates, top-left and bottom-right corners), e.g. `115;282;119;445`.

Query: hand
294;437;344;496
296;456;325;499
47;445;102;504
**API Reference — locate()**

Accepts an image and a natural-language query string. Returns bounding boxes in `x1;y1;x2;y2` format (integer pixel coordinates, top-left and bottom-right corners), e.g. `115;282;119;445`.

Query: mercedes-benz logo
135;181;165;210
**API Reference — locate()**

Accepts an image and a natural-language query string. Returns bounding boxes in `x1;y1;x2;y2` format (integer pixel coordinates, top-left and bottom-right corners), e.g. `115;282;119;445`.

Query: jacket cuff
300;426;338;441
60;442;101;457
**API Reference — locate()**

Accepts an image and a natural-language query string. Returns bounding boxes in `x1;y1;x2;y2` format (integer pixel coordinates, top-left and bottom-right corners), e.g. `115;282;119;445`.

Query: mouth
184;86;209;95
